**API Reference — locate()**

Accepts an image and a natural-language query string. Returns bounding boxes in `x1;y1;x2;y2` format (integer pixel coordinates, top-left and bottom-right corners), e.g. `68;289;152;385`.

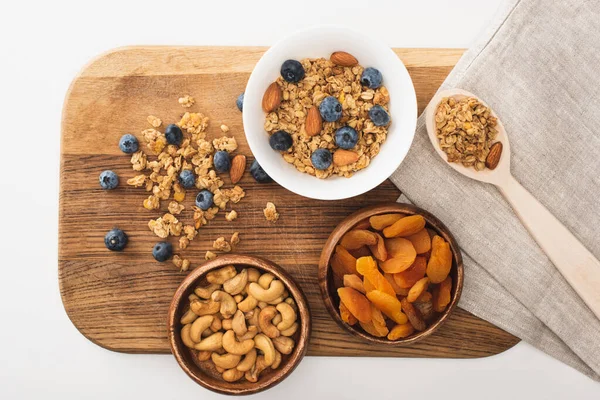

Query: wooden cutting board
59;46;519;357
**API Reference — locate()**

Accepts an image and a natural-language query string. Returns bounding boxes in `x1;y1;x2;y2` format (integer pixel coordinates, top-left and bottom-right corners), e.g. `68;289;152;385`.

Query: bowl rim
167;254;311;395
317;203;464;345
242;24;418;200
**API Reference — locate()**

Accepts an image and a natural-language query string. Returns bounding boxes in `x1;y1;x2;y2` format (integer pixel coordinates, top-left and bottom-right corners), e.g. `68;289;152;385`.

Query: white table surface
1;0;598;398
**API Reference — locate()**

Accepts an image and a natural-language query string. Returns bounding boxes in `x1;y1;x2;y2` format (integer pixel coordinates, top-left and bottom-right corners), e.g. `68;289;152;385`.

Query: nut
194;331;223;351
272;336;295;355
238;294;259;313
197;351;212;362
258;273;275;289
230;155;246;184
330;51;358;67
211;291;237;319
247;268;260;283
258;306;281;339
190;299;221;316
262;82;281;113
180;324;196;348
305;106;322;137
194;283;220;299
222;329;255;355
237;325;259;340
211;352;241;369
333;149;359;166
248;280;286;303
253;334;276;367
275;302;297;331
244;355;269;383
235;348;257;372
180;309;198;325
232;310;248;336
485;142;503;170
280;322;298;337
223;269;248;295
206;265;237;284
190;315;215;342
222;368;244;382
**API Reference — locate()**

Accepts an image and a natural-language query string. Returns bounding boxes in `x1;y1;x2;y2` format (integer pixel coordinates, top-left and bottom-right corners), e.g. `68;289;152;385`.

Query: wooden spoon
425;88;600;321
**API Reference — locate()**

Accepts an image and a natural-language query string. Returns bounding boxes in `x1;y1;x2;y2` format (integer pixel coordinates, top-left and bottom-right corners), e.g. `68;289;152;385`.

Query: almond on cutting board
333;149;359;166
305;106;322;136
485;142;503;170
262;82;282;113
230;154;246;184
330;51;358;67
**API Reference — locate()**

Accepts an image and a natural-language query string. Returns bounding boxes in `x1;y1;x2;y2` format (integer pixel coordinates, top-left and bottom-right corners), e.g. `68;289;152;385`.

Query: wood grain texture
59;46;519;357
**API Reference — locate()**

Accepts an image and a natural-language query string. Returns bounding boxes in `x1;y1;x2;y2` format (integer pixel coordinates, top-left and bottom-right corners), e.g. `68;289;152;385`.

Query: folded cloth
390;0;600;381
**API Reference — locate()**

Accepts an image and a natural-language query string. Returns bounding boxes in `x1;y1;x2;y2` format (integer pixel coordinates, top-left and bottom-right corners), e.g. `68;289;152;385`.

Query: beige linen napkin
391;0;600;380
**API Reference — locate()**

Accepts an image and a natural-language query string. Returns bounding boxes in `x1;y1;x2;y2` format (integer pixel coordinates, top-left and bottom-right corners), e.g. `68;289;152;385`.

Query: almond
262;82;281;113
330;51;359;67
305;106;322;136
230;154;246;184
333;149;359;166
485;142;503;170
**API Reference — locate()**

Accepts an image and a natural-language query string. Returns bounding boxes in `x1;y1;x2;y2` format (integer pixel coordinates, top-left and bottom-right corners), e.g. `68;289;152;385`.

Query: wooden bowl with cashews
168;254;311;395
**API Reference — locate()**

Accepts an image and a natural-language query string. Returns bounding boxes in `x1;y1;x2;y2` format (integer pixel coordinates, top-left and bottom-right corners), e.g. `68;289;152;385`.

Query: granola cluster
264;58;390;179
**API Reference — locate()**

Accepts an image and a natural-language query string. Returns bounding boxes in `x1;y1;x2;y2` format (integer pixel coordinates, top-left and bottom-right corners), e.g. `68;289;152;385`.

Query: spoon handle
497;175;600;320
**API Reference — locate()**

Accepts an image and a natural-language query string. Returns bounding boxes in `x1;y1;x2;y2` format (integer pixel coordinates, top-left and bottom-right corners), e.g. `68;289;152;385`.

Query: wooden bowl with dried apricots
168;255;311;395
318;203;463;345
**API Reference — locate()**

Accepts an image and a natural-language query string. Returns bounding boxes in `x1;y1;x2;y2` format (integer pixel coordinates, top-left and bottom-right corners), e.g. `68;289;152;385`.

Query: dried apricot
330;254;347;280
340;230;378;250
349;246;372;258
380;238;416;273
335;245;358;275
356;257;396;297
368;233;388;261
387;323;415;340
382;215;426;238
366;290;408;324
400;297;426;331
433;276;452;312
337;287;372;323
353;218;371;230
339;302;358;325
393;256;427;288
370;304;389;337
343;274;365;293
407;277;430;302
426;236;452;283
369;213;405;230
406;229;431;254
384;273;409;296
363;277;376;292
360;320;387;337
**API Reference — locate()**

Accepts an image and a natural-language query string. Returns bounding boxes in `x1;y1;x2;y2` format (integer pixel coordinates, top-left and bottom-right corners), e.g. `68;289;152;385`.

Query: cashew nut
222;319;232;331
285;297;297;311
215;365;225;374
197;350;212;362
247;268;260;283
201;328;213;338
271;349;282;369
188;293;200;302
211;291;237;319
238;294;258;312
276;302;297;331
223;269;248;295
207;265;237;285
253;333;276;366
267;295;285;305
190;298;220;316
232;310;247;336
211;352;241;369
272;336;294;355
222;368;244;382
237;325;258;340
272;313;283;326
248;280;285;302
257;301;268;309
258;273;275;289
194;283;220;299
180;324;195;348
258;306;281;338
180;309;198;325
244;355;269;383
246;309;260;329
222;330;255;355
190;315;214;342
194;331;223;351
233;294;244;303
235;348;257;372
280;322;298;337
210;315;222;332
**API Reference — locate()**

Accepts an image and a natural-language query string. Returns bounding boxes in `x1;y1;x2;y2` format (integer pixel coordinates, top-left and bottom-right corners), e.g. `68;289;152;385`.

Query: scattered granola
147;115;162;128
179;236;190;250
213;237;232;253
220;124;229;133
178;95;195;108
231;231;240;247
263;202;279;222
168;201;185;215
225;210;238;221
205;251;217;260
434;96;499;171
172;255;191;272
148;213;183;238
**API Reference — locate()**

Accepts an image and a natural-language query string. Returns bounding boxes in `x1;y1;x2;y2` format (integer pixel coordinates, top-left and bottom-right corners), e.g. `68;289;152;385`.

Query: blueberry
361;67;383;89
280;59;305;83
311;149;332;170
250;160;272;183
179;169;196;189
368;105;390;126
335;126;359;149
269;130;293;151
152;242;173;262
213;151;231;173
104;228;128;251
165;124;183;146
236;92;244;112
319;96;343;122
99;170;118;190
195;190;214;210
119;134;139;154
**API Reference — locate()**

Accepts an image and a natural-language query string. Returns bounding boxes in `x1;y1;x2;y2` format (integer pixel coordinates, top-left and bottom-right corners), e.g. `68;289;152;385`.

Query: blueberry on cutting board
99;170;119;190
153;242;173;262
104;228;128;251
195;190;214;210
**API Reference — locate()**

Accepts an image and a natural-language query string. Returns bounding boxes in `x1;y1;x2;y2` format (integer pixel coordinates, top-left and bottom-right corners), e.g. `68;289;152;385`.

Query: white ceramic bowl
243;25;417;200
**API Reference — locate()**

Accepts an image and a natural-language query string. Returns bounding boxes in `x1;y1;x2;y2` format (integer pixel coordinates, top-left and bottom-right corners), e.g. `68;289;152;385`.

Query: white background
1;0;599;398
